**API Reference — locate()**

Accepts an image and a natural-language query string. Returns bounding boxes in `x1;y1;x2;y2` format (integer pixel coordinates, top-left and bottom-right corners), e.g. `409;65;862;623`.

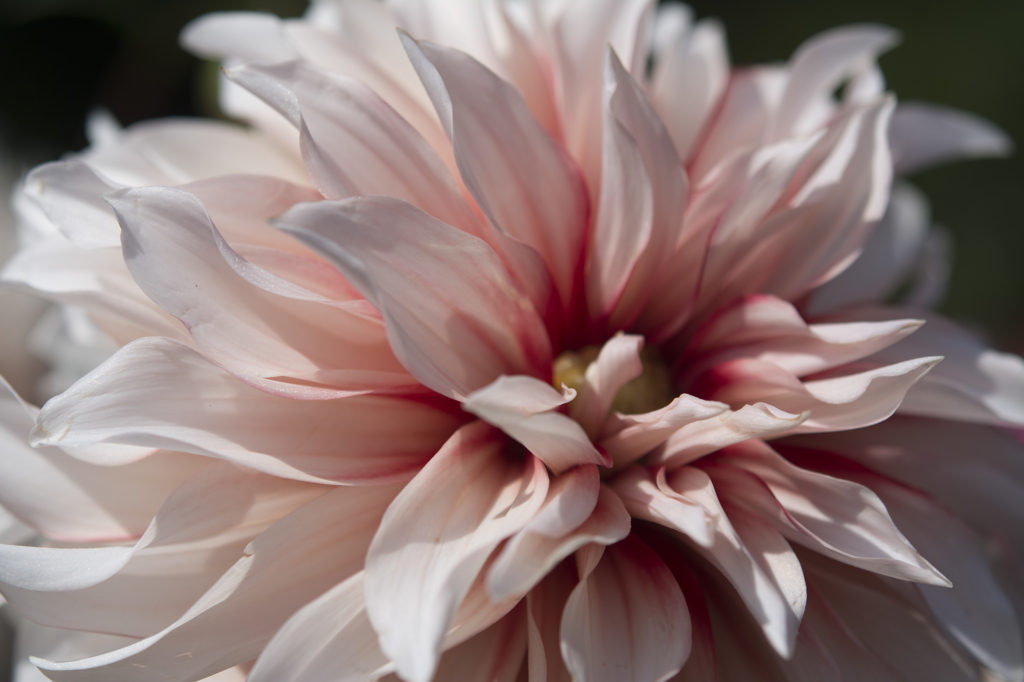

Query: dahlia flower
0;0;1020;680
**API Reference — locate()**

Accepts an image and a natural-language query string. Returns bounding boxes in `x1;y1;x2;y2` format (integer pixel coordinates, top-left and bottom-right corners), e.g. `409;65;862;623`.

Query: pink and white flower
0;1;1020;681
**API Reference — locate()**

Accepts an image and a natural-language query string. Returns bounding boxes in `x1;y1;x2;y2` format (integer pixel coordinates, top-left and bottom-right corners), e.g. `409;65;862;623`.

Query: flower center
553;344;675;416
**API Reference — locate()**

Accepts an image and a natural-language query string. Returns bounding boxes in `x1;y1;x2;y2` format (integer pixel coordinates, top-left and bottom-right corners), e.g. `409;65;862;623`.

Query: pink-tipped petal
611;466;714;548
365;421;548;682
275;196;552;400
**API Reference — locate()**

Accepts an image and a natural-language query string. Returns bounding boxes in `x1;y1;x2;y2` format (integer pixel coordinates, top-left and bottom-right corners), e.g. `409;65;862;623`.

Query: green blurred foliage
0;0;1021;348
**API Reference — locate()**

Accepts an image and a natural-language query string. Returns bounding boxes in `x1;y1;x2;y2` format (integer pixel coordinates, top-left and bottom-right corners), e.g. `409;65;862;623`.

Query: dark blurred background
0;0;1022;348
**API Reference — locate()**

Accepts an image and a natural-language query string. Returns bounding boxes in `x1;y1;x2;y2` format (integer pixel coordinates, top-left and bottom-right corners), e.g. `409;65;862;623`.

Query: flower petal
225;60;481;238
568;333;644;437
555;0;654;193
650;402;808;469
401;35;589;309
33;484;399;682
24;161;122;249
487;484;629;600
890;102;1013;175
109;186;412;397
1;461;323;638
276;196;552;400
705;441;949;585
773;24;898;140
247;572;393;682
831;463;1023;681
661;466;802;657
181;11;297;64
679;294;922;384
600;51;690;333
32;337;458;484
429;605;527;682
463;376;608;474
525;561;576;682
861;310;1024;426
600;395;728;469
610;466;714;548
805;183;931;314
560;534;691;682
0;376;205;543
364;421;548;682
650;15;729;163
697;356;941;434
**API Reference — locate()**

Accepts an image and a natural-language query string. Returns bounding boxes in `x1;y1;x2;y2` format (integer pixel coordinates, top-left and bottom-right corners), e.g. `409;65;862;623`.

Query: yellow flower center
553;344;675;416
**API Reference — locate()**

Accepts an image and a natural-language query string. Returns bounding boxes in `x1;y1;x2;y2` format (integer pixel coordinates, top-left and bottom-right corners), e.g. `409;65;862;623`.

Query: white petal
109;186;412;397
0;375;205;543
247;572;393;682
680;293;922;383
487;484;629;600
23;161;122;249
890;102;1013;175
225;60;481;238
276;196;552;400
862;310;1024;426
1;461;323;638
33;484;399;681
365;421;548;682
560;534;691;682
401;36;589;308
662;466;801;657
180;11;298;64
600;51;690;333
555;0;654;193
773;24;898;140
650;402;807;469
707;441;949;585
610;466;713;547
600;395;727;469
650;18;729;162
805;183;931;314
32;337;457;484
854;470;1023;681
464;376;607;473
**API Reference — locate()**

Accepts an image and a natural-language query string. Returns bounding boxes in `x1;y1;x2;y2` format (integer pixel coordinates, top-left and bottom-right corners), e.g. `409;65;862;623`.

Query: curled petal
650;402;808;469
464;375;609;473
109;186;411;397
365;421;548;682
487;484;629;600
32;337;457;484
401;35;589;308
33;484;400;681
0;375;205;543
276;196;552;400
600;395;728;469
570;333;644;437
